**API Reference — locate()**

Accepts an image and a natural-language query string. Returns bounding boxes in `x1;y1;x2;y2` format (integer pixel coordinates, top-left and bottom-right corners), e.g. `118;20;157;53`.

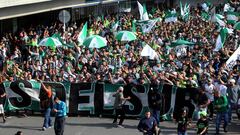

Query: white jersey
204;83;214;101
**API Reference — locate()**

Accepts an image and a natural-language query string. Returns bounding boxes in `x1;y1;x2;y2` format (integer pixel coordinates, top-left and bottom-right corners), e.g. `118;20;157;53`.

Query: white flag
141;44;157;59
226;46;240;69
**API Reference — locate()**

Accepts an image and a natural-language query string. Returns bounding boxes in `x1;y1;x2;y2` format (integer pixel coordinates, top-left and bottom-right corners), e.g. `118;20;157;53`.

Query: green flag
201;11;210;21
234;22;240;30
132;20;136;33
78;22;88;45
52;33;63;44
214;28;231;51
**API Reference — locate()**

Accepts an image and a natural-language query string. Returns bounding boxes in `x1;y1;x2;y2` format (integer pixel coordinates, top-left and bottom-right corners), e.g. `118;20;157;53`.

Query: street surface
0;116;239;135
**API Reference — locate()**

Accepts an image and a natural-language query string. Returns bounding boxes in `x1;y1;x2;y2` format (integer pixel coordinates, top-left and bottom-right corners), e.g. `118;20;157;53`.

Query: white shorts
0;104;4;114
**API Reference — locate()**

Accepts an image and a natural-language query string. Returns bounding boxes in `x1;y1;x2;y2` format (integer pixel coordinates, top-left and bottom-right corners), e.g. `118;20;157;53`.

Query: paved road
0;116;239;135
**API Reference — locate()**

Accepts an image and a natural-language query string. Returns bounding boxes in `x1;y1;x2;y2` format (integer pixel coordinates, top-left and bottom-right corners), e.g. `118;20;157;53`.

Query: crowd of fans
0;1;239;90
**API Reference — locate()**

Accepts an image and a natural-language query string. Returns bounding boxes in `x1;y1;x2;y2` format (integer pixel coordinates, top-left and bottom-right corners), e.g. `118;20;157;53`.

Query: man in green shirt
214;90;228;135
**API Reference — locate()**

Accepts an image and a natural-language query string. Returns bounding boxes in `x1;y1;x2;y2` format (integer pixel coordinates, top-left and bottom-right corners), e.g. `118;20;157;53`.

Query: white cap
229;79;236;83
119;86;124;91
172;72;177;76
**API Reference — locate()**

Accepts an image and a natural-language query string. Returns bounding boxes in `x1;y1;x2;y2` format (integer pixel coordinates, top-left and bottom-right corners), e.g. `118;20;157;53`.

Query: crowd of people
0;2;239;88
0;0;239;135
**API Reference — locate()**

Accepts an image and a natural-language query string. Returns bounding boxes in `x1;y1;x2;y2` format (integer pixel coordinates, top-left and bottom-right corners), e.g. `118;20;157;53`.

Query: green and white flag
137;1;149;20
224;3;235;12
227;11;239;24
234;22;240;30
78;22;88;45
201;11;210;21
111;21;119;32
136;18;161;33
212;14;225;26
214;28;231;51
226;46;240;69
201;2;211;12
132;20;136;33
180;1;190;21
141;44;157;59
165;9;177;23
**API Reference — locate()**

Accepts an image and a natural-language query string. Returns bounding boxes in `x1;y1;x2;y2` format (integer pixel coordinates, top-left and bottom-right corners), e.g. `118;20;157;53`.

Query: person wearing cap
227;78;240;123
196;111;208;135
204;78;215;120
138;110;160;135
112;86;130;128
214;90;228;135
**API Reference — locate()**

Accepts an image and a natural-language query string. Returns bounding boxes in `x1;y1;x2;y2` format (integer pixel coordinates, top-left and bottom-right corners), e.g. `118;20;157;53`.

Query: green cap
199;111;207;117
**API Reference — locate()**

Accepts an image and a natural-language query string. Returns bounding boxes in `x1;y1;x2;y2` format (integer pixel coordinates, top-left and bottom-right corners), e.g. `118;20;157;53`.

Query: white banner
226;46;240;69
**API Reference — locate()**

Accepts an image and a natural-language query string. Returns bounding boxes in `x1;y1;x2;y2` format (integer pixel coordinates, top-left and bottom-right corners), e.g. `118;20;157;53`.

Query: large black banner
1;80;199;119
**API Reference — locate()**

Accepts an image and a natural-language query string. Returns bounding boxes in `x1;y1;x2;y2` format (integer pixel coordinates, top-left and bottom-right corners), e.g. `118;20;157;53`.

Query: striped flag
227;11;239;24
137;1;149;20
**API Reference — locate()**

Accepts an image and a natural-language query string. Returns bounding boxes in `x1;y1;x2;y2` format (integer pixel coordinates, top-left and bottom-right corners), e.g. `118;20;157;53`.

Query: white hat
229;79;236;83
172;72;177;76
119;86;124;91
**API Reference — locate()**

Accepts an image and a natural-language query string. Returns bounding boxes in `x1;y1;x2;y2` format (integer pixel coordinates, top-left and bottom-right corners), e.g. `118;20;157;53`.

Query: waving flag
165;9;178;23
214;28;232;51
137;1;149;20
234;22;240;30
136;18;161;33
224;3;235;12
111;21;119;32
201;2;211;12
78;22;88;45
201;11;210;21
180;1;190;21
141;44;157;59
227;11;239;24
212;14;226;26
